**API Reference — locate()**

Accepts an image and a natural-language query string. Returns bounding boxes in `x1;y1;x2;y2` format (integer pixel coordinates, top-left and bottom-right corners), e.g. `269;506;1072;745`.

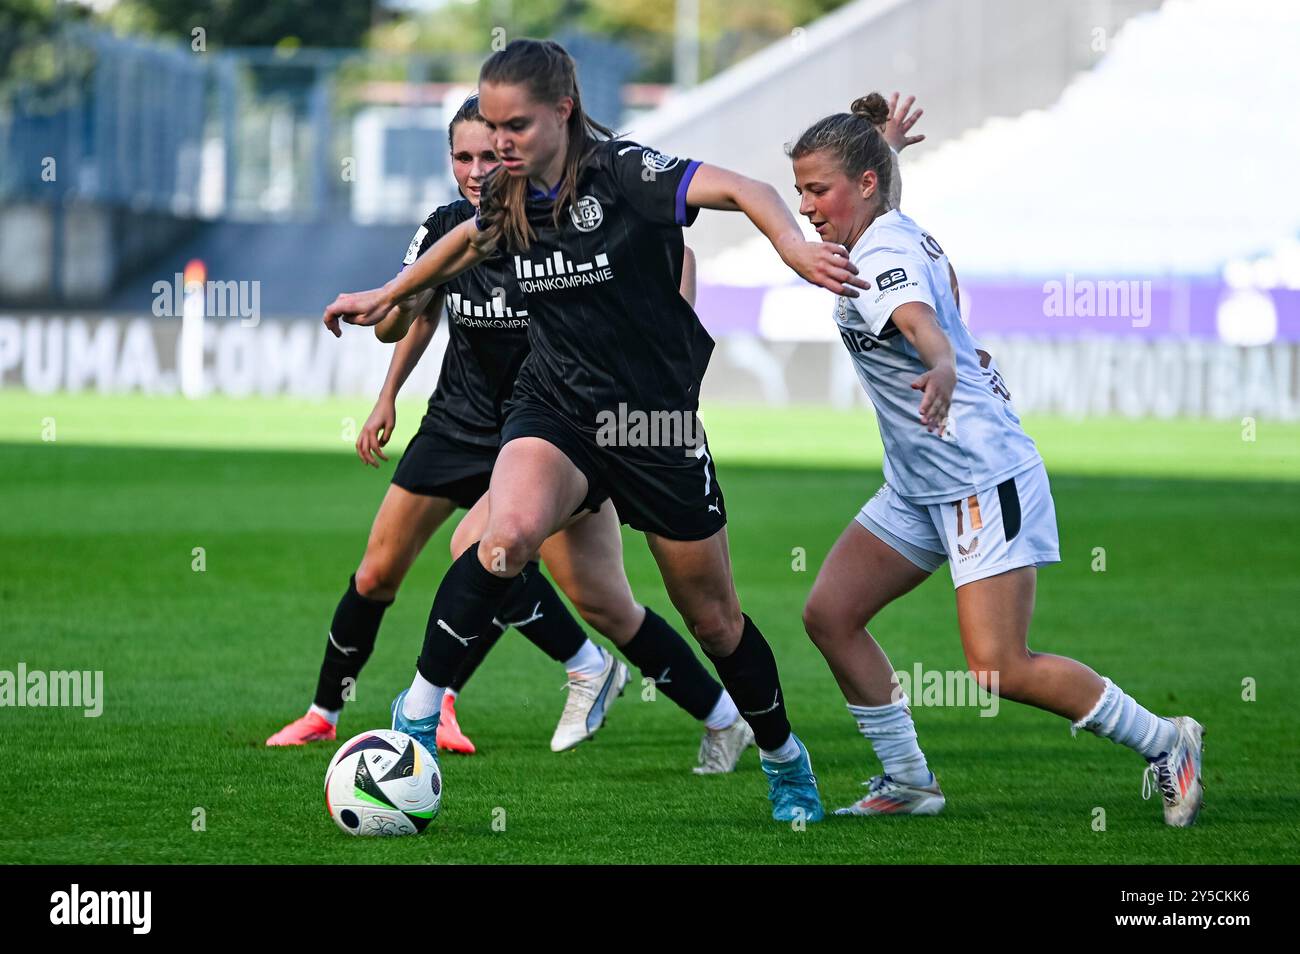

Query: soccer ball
324;729;441;836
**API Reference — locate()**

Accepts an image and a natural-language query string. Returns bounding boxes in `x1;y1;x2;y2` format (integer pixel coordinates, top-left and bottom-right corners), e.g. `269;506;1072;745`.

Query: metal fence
1;25;637;225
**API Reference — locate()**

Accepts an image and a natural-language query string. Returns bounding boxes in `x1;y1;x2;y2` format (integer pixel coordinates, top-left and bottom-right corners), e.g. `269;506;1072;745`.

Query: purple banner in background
697;278;1300;344
695;284;769;337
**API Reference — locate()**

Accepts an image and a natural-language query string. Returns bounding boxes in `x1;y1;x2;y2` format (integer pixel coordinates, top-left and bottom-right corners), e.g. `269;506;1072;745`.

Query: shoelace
767;761;816;803
1141;759;1177;803
768;771;800;801
557;673;600;720
849;776;899;808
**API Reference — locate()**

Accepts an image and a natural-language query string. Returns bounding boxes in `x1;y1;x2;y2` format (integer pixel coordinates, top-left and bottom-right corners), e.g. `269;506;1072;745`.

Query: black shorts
500;399;727;542
391;430;497;510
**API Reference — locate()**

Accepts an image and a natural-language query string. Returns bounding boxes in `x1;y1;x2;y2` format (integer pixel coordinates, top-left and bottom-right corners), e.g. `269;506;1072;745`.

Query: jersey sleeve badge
641;149;681;174
404;225;429;266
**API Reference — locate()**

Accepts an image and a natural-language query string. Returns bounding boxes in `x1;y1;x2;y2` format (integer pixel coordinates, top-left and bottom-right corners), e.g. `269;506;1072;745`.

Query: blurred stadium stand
2;0;1296;419
630;0;1165;262
0;25;635;308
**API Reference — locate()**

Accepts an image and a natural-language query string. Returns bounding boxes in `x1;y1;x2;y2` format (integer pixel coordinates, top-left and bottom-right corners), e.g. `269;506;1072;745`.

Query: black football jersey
402;199;531;447
476;140;711;429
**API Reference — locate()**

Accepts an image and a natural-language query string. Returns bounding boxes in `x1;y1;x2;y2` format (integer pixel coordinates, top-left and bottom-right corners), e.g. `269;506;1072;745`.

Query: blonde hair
786;92;893;204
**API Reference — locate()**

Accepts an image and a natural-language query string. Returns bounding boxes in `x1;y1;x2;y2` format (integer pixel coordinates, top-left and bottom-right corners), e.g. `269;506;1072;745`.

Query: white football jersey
834;209;1040;504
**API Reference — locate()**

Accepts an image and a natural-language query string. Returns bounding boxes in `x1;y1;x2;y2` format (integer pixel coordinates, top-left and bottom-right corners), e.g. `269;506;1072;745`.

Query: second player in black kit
390;197;531;507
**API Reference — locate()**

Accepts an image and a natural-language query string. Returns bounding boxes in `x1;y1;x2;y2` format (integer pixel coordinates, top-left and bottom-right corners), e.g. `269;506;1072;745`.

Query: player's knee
802;595;858;649
801;597;833;646
686;604;743;656
574;597;641;645
354;560;401;602
478;519;542;575
963;646;1032;698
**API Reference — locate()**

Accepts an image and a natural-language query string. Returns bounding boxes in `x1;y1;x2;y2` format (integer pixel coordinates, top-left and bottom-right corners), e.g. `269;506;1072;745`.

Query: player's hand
323;285;395;338
781;239;869;297
356;400;396;467
879;92;925;153
911;362;956;435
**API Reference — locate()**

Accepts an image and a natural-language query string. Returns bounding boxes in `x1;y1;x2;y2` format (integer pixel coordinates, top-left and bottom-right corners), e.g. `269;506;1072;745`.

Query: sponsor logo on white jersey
876;267;908;290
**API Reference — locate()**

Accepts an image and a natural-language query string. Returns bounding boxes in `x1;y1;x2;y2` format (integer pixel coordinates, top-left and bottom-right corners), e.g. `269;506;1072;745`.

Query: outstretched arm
374;287;437;344
323;219;486;337
685;165;868;297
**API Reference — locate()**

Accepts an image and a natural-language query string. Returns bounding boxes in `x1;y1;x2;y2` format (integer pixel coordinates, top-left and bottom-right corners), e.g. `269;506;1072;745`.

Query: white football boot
550;647;629;752
1142;716;1205;827
692;717;756;775
834;773;946;816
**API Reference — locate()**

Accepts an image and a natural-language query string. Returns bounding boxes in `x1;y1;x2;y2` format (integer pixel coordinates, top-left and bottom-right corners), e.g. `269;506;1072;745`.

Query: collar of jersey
853;208;902;252
527;180;562;201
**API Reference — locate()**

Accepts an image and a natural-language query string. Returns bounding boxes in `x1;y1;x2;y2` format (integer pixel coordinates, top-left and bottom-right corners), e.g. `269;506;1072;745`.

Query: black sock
417;543;518;687
446;562;589;693
446;623;507;693
621;607;723;721
497;561;588;663
704;614;791;752
312;575;392;712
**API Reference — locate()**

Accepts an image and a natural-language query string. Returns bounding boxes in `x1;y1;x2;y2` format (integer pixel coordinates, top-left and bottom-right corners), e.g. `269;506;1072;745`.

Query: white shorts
855;460;1061;588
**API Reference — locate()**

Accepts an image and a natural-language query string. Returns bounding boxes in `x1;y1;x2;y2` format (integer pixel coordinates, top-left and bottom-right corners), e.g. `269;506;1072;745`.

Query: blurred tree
1;0;85;84
108;0;380;49
368;0;852;82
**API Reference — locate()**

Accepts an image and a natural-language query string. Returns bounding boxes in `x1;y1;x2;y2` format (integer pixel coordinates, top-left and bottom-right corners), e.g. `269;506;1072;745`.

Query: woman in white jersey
788;93;1205;827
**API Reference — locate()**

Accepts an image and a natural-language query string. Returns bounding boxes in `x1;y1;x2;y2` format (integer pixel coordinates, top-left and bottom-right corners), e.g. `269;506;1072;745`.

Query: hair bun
850;92;889;126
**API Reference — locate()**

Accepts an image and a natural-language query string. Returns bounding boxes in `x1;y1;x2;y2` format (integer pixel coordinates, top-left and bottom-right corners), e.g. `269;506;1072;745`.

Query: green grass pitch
1;391;1297;864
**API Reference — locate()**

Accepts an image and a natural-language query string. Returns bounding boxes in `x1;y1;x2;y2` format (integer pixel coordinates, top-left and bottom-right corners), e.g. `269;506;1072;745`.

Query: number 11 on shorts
953;495;982;537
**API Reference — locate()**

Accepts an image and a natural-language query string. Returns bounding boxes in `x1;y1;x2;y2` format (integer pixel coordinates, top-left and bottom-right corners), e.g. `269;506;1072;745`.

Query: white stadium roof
702;0;1300;283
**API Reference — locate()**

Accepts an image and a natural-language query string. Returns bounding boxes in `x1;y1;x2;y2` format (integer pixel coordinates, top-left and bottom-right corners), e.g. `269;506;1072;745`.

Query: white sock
704;690;741;731
846;697;932;787
1072;677;1177;759
402;671;445;722
309;703;339;726
564;640;606;679
759;734;801;763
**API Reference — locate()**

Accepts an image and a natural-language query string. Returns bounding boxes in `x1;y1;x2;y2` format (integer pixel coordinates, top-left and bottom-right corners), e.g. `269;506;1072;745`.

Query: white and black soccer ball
324;729;441;836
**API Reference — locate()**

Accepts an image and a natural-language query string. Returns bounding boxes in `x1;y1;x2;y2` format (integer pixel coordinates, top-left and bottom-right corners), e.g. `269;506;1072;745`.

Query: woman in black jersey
325;40;870;822
276;95;754;775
